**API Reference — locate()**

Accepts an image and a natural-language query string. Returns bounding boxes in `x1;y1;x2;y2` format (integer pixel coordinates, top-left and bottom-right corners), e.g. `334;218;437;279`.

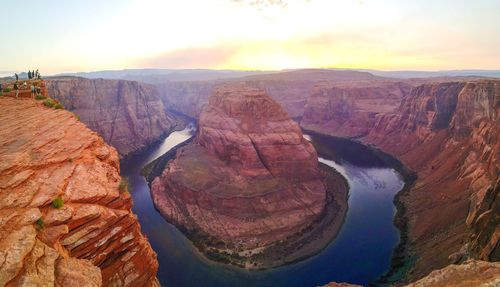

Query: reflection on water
121;128;404;287
146;123;196;163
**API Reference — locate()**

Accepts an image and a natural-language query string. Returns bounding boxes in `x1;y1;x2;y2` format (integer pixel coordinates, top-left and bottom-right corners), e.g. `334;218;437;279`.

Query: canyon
303;79;499;283
1;69;498;286
0;94;159;286
46;77;180;157
147;85;349;268
150;72;499;283
154;69;393;119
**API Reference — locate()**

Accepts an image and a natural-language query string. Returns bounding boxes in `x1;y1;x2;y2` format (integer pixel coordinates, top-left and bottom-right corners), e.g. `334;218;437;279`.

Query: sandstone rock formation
156;81;215;118
0;97;159;286
150;85;347;268
301;81;411;138
47;77;178;157
305;80;500;282
404;260;500;287
324;260;500;287
155;69;390;119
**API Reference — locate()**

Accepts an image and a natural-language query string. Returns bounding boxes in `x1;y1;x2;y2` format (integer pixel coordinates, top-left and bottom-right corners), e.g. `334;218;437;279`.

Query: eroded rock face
301;82;411;137
360;80;500;281
47;77;177;157
0;97;158;286
150;85;327;264
404;260;500;287
155;69;390;119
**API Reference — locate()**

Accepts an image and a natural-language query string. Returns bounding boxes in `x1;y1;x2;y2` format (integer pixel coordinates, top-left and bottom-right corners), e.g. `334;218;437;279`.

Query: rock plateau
0;95;159;286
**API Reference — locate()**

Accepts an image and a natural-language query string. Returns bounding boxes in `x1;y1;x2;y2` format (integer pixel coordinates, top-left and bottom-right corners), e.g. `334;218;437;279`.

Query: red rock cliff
47;77;178;157
0;97;159;286
150;85;329;267
301;81;411;137
155;69;390;119
363;80;500;281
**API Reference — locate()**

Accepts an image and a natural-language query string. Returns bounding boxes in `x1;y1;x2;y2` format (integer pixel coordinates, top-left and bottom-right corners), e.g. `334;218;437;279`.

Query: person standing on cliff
31;84;35;98
14;82;19;98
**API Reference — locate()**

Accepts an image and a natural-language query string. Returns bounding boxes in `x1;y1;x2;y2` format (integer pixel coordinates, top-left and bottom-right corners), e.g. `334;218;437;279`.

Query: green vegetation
51;196;64;209
74;114;81;121
42;98;64;109
35;94;46;100
118;177;129;192
3;87;11;93
35;217;45;230
43;98;56;107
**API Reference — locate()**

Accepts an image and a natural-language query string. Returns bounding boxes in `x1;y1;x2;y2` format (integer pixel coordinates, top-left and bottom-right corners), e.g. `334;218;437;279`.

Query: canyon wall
0;97;159;286
403;260;500;287
308;80;499;282
156;81;215;118
149;85;347;268
47;77;178;157
155;69;390;119
301;81;411;138
366;81;499;281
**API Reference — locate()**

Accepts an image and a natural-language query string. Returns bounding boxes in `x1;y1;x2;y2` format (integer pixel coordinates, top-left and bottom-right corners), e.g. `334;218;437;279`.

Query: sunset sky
1;0;499;74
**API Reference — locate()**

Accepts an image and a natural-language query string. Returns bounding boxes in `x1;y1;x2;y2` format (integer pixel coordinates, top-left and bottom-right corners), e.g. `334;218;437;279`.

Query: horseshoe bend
146;85;349;269
3;2;500;282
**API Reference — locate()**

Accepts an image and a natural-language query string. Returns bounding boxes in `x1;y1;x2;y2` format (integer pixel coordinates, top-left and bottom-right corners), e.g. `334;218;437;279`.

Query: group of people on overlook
0;70;42;99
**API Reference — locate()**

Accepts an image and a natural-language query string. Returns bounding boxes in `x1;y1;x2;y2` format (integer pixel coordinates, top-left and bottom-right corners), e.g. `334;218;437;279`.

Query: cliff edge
0;96;159;286
47;77;179;157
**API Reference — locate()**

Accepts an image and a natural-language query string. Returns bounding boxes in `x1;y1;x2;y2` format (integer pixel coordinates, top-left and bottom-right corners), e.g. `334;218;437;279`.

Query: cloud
135;45;241;69
231;0;289;9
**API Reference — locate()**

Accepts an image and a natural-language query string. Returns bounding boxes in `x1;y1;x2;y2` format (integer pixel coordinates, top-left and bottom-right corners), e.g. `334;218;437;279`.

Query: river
121;126;404;287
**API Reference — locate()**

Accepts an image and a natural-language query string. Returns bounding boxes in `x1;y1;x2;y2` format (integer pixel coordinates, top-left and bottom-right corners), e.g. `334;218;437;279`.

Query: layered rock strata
403;260;500;287
0;97;159;286
150;85;347;268
308;80;499;282
47;77;178;157
301;81;411;138
155;69;391;119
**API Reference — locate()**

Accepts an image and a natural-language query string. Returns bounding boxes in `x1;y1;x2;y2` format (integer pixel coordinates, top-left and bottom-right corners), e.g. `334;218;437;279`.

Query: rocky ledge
324;260;500;287
0;97;159;286
364;80;500;282
148;85;348;268
47;77;179;157
404;260;500;287
306;80;500;283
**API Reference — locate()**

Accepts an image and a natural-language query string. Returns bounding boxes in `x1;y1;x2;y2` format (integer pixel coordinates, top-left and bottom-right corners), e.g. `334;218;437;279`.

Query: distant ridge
54;68;500;82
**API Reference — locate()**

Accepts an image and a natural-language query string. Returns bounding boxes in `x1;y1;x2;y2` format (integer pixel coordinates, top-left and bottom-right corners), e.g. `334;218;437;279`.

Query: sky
0;0;499;74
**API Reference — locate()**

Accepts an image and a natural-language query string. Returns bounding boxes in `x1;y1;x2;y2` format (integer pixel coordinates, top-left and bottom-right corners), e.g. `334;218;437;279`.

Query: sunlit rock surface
47;77;178;157
0;96;159;286
150;85;340;268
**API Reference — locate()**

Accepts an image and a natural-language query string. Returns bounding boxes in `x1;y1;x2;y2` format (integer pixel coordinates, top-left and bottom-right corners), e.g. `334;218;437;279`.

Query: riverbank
142;149;350;270
121;110;192;162
125;124;405;286
242;162;350;269
301;128;417;285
